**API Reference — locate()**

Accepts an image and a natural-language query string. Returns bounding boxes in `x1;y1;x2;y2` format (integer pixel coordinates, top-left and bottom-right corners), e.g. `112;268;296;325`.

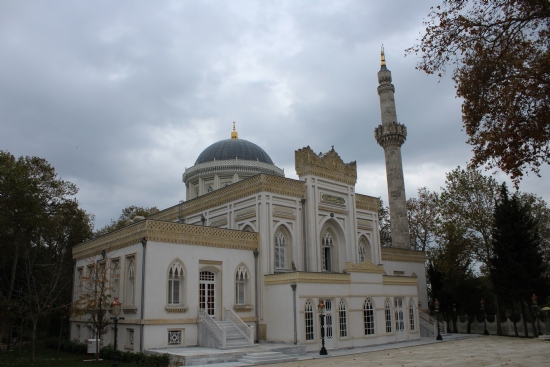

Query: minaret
374;46;411;249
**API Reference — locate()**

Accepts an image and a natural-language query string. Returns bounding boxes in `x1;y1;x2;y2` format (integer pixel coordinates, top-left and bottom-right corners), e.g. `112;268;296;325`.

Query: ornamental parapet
381;247;426;263
295;146;357;185
374;122;407;148
150;174;306;222
264;272;350;285
355;194;380;212
72;219;259;260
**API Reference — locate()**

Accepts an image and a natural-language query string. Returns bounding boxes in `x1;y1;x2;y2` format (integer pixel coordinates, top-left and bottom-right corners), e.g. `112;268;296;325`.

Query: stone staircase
419;309;447;338
213;319;252;349
238;351;298;365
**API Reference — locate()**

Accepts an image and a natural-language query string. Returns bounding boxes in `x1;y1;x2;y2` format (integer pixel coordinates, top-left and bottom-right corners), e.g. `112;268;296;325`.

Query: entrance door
199;271;216;317
323;299;334;349
394;298;406;341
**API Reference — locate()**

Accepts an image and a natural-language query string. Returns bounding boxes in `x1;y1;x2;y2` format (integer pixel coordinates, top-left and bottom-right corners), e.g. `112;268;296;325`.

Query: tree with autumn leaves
407;0;550;183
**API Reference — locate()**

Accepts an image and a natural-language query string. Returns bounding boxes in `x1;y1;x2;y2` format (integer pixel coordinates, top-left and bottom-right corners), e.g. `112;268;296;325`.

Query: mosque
71;51;429;357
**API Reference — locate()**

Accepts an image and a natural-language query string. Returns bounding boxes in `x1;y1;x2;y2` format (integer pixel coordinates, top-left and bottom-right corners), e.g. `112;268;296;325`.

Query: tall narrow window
364;299;375;335
385;299;392;333
275;231;287;269
409;299;416;331
338;299;347;338
168;261;184;305
321;231;333;272
77;268;83;297
305;300;314;340
126;259;135;306
235;264;249;305
358;242;366;262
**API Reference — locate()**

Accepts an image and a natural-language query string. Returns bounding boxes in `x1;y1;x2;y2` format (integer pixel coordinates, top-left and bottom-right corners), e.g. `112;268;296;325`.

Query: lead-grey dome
195;139;274;165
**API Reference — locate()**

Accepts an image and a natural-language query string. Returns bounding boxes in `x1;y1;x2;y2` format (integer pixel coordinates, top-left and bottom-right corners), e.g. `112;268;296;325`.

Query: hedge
45;339;170;367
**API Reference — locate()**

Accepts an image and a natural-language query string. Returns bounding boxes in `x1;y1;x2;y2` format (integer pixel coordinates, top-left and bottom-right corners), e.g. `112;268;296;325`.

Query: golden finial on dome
231;121;239;139
381;44;386;66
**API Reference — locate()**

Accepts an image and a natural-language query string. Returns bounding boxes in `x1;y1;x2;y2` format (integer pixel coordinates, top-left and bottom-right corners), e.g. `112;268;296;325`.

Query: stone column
374;50;410;249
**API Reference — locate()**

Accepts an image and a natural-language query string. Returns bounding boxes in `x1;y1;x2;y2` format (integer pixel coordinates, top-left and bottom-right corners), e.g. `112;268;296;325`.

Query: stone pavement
267;336;549;367
187;335;549;367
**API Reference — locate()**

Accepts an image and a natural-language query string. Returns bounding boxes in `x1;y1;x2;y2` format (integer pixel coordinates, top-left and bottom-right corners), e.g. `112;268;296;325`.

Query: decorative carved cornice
233;306;254;312
381;247;426;263
355;194;380;212
165;306;189;313
264;271;350;285
382;275;418;286
344;260;384;274
375;122;407;149
73;220;259;260
143;318;197;325
295;146;357;185
149;174;305;222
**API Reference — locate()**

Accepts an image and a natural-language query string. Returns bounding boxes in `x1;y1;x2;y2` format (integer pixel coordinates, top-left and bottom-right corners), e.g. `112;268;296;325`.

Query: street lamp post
434;299;442;340
481;298;489;335
110;297;125;367
317;300;328;355
532;293;541;336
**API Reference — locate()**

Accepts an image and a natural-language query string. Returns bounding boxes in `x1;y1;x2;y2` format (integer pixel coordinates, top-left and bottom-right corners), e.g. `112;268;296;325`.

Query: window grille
385;299;392;333
305;300;314;340
364;299;375;335
338;299;347;337
168;330;182;345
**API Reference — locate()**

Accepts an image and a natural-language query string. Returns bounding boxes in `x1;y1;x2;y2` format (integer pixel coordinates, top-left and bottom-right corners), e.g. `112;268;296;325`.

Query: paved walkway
188;335;549;367
268;335;549;367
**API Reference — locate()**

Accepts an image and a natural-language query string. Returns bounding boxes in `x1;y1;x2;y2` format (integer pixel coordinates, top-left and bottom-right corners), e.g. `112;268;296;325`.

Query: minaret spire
374;48;411;249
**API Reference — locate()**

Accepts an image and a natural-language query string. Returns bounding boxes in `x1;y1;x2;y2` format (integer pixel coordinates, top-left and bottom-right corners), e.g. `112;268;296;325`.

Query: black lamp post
481;298;489;335
317;300;328;355
110;297;125;367
434;298;442;340
532;293;541;336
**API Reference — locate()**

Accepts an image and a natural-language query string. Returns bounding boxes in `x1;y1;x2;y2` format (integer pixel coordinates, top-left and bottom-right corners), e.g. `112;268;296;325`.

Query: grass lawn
0;343;133;367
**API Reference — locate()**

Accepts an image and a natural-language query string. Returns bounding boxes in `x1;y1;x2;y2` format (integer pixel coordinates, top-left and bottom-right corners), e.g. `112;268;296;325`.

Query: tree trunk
520;299;529;337
528;304;538;338
467;315;473;334
494;295;502;335
31;318;37;364
0;244;20;342
58;316;64;353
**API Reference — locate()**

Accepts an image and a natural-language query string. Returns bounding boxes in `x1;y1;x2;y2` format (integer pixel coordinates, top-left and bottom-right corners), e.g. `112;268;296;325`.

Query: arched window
168;261;184;305
409;299;416;331
321;231;334;272
275;230;287;269
77;268;83;296
385;299;392;333
111;260;120;299
359;237;372;262
207;185;213;193
338;299;347;338
195;187;199;197
358;242;366;262
235;264;249;305
242;225;254;232
126;259;135;306
363;299;375;335
305;300;314;340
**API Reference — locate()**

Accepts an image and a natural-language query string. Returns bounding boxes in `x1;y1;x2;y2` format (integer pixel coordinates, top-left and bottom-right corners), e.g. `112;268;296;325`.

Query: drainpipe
301;199;307;271
140;237;147;352
291;283;297;344
253;250;259;343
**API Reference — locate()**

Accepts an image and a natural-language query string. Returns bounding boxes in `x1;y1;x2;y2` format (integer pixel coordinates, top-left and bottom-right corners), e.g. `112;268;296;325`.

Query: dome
195;138;274;165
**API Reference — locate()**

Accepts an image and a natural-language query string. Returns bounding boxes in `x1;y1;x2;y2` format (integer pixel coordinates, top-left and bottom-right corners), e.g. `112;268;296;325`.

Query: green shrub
99;345;169;367
44;338;88;354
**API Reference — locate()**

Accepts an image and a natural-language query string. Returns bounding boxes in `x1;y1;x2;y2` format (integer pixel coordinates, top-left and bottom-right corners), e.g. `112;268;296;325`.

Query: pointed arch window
235;264;249;305
364;299;375;335
359;237;371;262
338;299;348;338
409;299;416;331
275;230;287;269
111;260;120;299
321;231;334;272
125;258;135;306
168;261;184;305
358;242;366;262
305;300;314;340
385;299;392;333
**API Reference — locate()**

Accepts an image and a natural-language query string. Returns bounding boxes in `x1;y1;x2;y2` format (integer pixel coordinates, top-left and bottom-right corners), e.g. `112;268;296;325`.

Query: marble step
238;352;297;365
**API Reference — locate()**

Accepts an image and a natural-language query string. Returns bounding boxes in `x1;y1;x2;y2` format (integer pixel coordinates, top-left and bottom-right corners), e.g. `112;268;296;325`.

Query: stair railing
198;308;226;348
418;309;447;335
224;308;254;345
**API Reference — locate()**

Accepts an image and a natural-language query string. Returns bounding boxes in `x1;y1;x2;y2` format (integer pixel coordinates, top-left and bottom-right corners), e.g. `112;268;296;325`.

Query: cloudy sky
2;0;549;230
